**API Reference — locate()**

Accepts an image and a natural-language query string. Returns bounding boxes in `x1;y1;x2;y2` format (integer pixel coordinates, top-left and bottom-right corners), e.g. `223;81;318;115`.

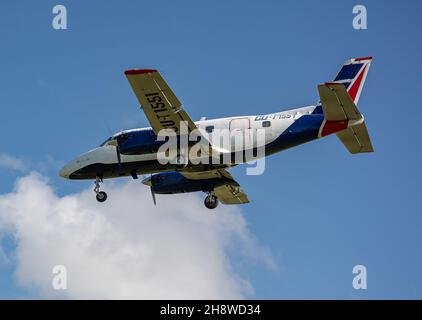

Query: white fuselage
59;105;324;180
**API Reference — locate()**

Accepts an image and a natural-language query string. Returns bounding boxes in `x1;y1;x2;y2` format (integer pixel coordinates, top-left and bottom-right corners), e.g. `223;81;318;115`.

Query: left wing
181;169;250;205
125;69;197;135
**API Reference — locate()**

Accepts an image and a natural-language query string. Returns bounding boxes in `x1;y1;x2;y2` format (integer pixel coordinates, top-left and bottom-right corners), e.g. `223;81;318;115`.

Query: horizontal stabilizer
336;122;374;154
318;82;361;121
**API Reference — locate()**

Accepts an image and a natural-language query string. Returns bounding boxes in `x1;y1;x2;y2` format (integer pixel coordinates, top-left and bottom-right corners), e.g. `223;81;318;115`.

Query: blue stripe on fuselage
312;105;323;114
265;114;324;155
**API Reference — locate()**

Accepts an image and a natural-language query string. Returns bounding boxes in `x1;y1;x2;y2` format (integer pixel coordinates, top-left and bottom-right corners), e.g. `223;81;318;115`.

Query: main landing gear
204;193;219;209
94;176;107;203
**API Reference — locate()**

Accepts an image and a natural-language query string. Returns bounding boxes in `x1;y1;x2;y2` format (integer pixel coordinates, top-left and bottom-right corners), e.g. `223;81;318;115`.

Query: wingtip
124;69;157;75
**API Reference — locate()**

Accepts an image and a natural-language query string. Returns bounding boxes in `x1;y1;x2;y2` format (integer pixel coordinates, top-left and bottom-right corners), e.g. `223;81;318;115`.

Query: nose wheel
96;191;107;202
204;193;218;209
94;177;107;203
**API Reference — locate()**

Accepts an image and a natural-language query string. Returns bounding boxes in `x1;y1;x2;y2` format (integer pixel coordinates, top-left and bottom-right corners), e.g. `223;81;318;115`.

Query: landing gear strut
94;176;107;203
204;193;218;209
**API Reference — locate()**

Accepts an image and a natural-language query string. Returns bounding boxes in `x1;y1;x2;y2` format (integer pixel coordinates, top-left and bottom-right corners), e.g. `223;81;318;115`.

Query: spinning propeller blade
142;175;156;205
116;145;122;169
150;187;157;205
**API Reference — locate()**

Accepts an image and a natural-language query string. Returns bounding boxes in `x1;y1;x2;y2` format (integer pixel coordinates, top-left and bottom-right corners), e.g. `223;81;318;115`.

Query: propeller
150;186;157;206
142;175;157;206
116;145;122;170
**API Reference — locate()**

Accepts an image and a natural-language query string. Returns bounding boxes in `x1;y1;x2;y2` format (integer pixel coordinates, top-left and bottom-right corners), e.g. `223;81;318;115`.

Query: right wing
125;69;198;135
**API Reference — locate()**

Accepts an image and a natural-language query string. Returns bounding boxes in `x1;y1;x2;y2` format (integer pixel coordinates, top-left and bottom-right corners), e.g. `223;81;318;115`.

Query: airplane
59;57;374;209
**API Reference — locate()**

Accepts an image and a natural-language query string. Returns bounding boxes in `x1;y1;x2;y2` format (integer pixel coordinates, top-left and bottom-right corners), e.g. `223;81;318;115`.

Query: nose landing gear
96;191;107;202
94;177;107;203
204;193;218;209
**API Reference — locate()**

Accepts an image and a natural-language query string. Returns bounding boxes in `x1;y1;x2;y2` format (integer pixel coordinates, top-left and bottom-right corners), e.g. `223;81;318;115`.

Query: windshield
99;136;112;147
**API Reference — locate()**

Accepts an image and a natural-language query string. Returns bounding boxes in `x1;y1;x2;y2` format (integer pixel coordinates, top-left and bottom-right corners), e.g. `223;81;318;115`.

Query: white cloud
0;172;275;299
0;245;10;266
0;153;26;171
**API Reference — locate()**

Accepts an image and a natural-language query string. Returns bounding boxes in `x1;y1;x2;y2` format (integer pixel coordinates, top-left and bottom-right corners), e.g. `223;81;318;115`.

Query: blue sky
0;0;421;299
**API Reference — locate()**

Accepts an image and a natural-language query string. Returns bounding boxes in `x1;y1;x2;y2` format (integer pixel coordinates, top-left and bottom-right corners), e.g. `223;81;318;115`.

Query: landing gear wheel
96;191;107;203
204;194;218;209
94;176;107;203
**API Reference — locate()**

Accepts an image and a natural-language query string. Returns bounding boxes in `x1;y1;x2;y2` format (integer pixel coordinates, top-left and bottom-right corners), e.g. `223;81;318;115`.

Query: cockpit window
99;137;112;147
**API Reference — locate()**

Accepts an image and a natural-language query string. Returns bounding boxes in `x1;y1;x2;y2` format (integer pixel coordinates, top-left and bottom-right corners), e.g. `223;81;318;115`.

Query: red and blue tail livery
332;56;372;104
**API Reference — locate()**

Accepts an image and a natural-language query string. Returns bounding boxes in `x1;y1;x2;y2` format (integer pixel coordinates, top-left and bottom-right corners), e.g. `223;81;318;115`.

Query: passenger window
205;125;214;133
262;121;271;128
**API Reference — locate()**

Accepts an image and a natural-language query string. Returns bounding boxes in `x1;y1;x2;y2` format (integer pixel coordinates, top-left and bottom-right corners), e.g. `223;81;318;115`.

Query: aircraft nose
59;164;71;179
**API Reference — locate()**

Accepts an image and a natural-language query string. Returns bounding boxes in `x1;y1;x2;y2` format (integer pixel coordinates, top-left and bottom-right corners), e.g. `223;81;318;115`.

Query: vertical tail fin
318;57;374;153
332;56;372;105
